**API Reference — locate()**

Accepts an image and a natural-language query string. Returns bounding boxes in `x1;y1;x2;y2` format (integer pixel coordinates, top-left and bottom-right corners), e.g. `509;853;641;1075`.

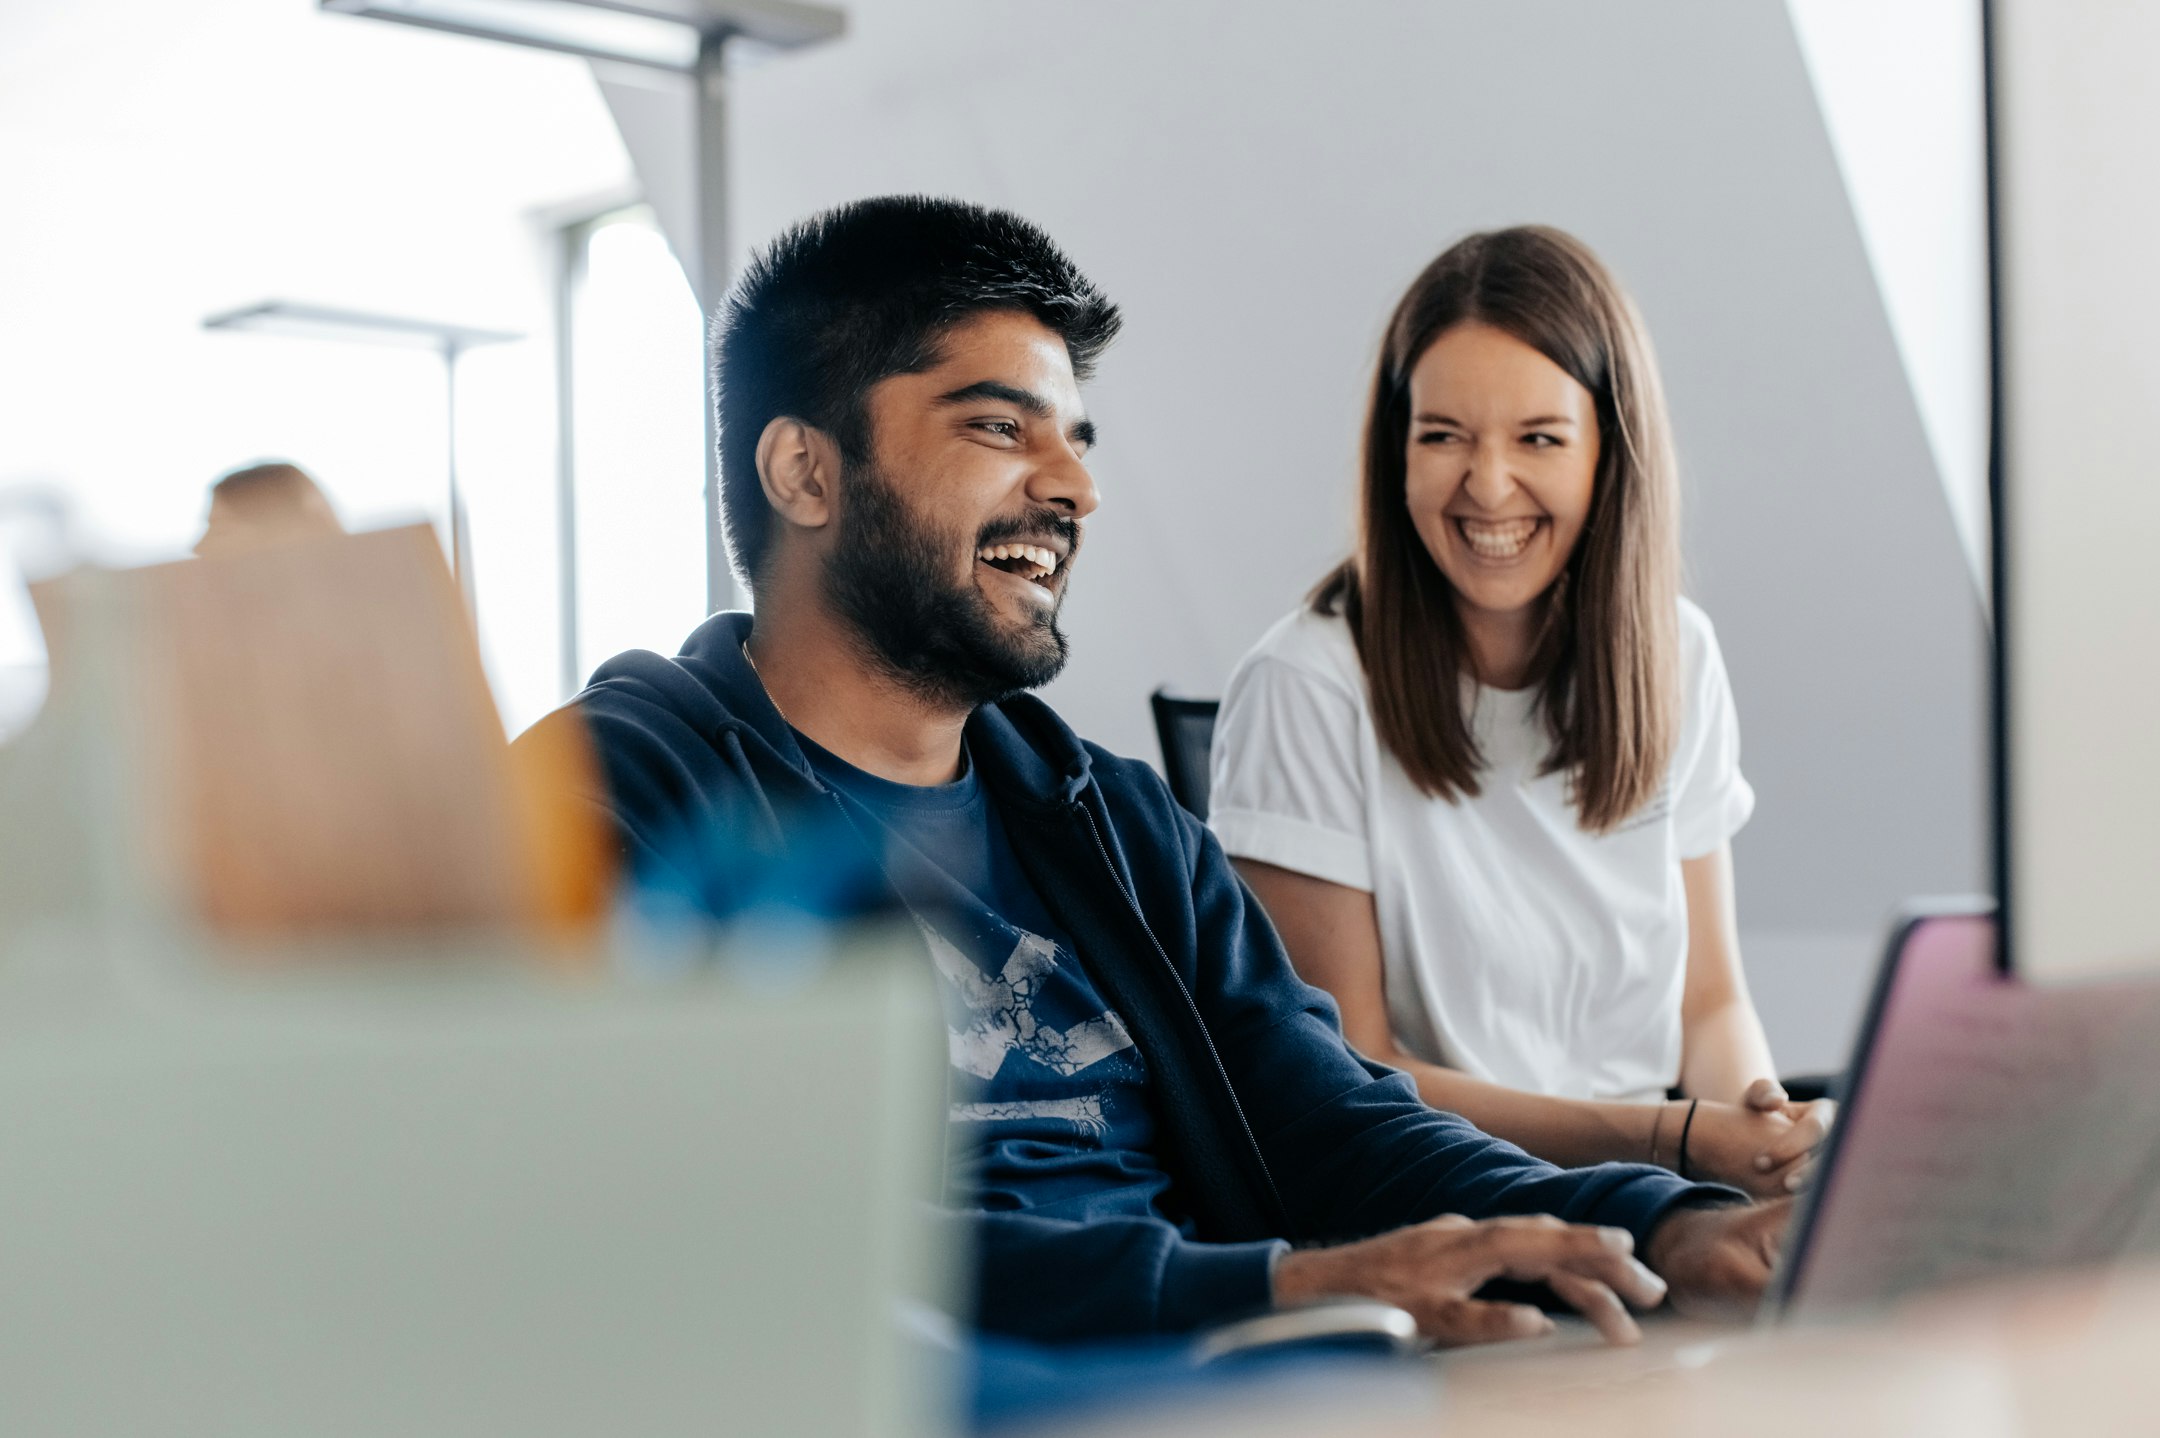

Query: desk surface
1438;1267;2160;1438
1027;1265;2160;1438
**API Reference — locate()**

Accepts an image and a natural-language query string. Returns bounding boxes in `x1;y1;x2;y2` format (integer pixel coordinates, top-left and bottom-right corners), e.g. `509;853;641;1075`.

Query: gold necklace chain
741;642;790;726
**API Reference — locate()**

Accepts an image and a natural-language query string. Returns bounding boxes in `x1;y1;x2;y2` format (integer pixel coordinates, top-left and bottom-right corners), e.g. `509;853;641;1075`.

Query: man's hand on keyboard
1273;1213;1668;1348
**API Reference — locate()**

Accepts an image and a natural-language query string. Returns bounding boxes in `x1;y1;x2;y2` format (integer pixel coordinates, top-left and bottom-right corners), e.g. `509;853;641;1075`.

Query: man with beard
557;196;1789;1348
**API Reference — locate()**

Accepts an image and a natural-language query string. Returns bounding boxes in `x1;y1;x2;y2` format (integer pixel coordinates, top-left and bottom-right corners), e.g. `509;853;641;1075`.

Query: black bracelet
1677;1098;1701;1180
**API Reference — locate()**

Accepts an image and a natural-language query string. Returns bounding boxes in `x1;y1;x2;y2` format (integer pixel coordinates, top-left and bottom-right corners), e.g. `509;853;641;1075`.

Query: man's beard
823;460;1077;711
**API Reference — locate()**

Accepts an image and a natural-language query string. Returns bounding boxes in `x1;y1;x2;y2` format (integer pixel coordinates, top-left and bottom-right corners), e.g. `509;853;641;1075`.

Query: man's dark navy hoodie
559;611;1729;1342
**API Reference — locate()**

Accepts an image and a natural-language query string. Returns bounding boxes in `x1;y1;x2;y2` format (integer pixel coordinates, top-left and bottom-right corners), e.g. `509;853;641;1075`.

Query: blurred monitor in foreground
0;938;949;1438
1994;0;2160;981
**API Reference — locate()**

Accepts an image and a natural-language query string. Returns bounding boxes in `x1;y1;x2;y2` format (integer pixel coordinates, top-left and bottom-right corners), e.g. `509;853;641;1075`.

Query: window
560;206;710;691
0;492;59;742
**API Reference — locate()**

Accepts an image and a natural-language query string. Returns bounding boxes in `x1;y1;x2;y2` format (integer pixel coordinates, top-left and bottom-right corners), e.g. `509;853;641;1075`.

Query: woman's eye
1417;430;1461;446
1523;432;1561;448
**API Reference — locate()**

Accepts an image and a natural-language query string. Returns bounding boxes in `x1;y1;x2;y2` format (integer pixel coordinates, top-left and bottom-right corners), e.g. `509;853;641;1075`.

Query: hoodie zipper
1071;796;1285;1226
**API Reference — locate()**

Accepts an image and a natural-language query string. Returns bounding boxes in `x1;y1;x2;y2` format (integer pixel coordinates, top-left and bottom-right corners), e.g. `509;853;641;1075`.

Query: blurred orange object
19;524;614;948
505;703;618;934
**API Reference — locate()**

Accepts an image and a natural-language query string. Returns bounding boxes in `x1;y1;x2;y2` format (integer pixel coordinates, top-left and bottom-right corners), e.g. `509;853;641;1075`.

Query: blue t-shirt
798;732;1175;1222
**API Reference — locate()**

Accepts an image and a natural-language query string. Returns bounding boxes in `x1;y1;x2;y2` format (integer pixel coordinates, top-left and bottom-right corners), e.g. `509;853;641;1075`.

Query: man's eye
974;420;1020;439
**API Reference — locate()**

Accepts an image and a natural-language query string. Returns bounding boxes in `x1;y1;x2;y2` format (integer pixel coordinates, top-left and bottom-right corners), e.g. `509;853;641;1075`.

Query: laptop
1768;900;2160;1318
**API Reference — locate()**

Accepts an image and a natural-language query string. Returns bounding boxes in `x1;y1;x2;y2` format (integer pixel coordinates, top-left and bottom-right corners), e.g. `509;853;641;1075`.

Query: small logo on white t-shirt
1610;777;1675;836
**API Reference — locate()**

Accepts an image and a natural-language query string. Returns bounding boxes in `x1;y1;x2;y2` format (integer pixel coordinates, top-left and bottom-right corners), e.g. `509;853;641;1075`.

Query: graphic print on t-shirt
792;725;1173;1218
921;919;1139;1139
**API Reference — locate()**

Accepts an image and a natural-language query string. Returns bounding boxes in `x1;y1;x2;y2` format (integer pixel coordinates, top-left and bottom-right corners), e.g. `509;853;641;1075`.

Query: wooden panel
122;525;607;940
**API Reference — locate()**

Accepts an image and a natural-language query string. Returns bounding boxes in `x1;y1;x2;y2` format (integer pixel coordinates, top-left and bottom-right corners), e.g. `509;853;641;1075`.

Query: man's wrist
1272;1244;1357;1308
1644;1196;1746;1275
1272;1247;1322;1307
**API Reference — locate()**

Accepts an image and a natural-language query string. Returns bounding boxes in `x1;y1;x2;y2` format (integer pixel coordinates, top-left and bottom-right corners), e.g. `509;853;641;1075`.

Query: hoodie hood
661;611;820;789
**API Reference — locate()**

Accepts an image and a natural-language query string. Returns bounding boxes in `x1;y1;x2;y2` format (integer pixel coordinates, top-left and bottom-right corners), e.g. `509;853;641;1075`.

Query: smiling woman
1402;322;1602;694
1209;226;1837;1199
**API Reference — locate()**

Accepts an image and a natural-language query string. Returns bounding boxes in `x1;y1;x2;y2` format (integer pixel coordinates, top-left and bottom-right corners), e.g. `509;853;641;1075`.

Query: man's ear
756;416;842;534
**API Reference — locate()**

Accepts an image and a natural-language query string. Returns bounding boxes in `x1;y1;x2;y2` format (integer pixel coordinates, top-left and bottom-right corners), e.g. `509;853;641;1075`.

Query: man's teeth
1458;518;1541;559
977;542;1060;579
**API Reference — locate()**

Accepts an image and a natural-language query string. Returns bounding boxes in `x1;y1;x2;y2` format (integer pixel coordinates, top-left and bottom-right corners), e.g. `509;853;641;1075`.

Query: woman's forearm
1375;1044;1680;1171
1678;998;1777;1104
1676;848;1777;1104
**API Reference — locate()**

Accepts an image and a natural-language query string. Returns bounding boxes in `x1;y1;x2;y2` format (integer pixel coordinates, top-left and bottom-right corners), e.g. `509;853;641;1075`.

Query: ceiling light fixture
319;0;847;619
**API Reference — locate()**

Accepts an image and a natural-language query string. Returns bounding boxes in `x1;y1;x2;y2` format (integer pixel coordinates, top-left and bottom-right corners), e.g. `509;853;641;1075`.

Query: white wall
723;0;1989;1070
1788;0;1991;603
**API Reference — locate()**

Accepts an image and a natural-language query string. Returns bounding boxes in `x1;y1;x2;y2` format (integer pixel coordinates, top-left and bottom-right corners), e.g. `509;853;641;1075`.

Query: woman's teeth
1457;517;1541;559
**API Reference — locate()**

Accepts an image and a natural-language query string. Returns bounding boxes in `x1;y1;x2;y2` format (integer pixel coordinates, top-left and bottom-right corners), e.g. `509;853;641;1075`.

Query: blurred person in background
548;196;1790;1350
1210;228;1833;1200
193;460;343;559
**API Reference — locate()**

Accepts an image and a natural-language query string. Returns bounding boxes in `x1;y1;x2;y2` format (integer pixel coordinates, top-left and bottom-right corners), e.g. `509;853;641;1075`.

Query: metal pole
696;30;735;617
444;340;475;613
555;224;585;697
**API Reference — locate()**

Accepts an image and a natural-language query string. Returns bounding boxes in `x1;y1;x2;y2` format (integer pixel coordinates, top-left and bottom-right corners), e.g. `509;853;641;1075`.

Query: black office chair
1780;1074;1838;1104
1150;689;1219;821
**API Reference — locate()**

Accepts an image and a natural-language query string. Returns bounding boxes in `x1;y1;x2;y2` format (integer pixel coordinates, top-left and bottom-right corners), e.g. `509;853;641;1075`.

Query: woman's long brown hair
1313;226;1680;833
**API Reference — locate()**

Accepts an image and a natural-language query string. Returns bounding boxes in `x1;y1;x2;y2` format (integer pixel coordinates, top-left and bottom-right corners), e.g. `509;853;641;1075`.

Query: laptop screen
1774;909;2160;1317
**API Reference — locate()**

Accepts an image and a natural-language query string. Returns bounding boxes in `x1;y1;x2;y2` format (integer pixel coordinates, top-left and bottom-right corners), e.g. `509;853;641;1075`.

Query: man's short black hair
711;195;1122;586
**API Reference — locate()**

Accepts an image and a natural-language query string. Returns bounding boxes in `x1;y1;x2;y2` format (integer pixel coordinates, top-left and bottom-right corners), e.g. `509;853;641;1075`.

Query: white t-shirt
1209;598;1753;1104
